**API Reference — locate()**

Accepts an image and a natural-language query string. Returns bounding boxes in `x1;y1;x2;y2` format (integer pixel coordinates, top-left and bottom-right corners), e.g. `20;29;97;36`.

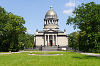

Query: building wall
35;35;68;47
57;36;68;46
36;36;44;46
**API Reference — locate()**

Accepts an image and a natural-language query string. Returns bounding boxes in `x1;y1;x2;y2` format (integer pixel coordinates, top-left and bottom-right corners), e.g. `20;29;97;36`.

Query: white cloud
65;2;75;7
26;29;33;34
63;9;73;15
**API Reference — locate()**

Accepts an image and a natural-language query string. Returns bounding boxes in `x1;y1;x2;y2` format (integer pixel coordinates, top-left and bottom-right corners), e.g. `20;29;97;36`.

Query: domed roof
45;6;58;19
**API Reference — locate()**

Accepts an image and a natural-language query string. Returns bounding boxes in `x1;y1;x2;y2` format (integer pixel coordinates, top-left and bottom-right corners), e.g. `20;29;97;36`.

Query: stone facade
34;6;68;47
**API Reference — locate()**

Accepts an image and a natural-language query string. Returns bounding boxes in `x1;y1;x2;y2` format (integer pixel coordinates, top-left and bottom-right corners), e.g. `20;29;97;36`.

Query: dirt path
81;53;100;57
0;53;11;55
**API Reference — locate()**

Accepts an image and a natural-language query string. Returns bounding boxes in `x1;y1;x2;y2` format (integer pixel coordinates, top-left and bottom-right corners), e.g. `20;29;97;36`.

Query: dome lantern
50;6;53;10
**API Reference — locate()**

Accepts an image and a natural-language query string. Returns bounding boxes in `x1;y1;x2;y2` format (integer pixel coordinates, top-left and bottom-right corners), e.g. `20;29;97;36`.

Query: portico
44;34;57;46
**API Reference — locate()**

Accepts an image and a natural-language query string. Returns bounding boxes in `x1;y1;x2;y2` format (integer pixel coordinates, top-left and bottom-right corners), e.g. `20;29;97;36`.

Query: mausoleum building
34;6;68;47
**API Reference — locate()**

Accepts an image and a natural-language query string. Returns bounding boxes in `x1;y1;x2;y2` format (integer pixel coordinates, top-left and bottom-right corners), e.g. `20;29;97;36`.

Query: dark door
50;40;52;46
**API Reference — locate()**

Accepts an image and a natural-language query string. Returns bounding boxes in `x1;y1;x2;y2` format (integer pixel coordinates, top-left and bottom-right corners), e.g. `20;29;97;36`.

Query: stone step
42;46;59;51
37;46;72;51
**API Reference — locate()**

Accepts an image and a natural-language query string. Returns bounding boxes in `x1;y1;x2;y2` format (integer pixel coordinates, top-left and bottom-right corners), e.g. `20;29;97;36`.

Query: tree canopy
0;6;26;52
67;2;100;52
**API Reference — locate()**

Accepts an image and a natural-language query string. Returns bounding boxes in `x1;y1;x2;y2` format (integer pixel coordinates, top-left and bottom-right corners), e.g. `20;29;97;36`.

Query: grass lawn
0;52;100;66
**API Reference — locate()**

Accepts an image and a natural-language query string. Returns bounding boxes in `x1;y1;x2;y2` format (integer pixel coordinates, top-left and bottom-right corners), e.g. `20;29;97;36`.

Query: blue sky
0;0;99;34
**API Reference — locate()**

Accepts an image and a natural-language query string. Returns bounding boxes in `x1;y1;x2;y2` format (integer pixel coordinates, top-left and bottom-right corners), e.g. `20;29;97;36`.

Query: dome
45;6;58;19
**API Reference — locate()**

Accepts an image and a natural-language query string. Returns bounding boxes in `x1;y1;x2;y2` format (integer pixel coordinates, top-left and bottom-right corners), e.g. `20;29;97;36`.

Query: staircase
42;46;59;51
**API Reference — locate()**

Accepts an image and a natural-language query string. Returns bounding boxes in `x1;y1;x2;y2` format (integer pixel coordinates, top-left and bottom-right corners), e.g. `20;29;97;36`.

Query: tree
0;6;26;52
18;34;34;50
67;2;100;52
0;7;8;51
68;32;79;50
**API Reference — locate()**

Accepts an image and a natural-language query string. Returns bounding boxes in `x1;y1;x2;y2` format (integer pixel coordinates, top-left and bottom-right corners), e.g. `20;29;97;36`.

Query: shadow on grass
73;55;100;59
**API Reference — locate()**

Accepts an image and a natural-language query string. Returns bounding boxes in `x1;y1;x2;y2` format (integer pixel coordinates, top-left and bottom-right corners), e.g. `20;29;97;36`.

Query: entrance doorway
50;40;53;46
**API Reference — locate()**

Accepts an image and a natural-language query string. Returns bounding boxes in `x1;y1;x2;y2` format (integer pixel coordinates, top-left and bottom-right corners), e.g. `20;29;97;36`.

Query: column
56;34;57;46
48;35;49;46
52;20;53;24
57;21;58;25
48;20;50;24
54;20;55;24
47;20;48;24
45;35;46;46
52;35;54;46
56;20;57;24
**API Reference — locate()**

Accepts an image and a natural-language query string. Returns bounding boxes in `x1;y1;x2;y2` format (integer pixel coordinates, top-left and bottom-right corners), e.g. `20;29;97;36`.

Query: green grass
61;50;74;51
0;52;10;53
0;52;100;66
24;49;40;51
